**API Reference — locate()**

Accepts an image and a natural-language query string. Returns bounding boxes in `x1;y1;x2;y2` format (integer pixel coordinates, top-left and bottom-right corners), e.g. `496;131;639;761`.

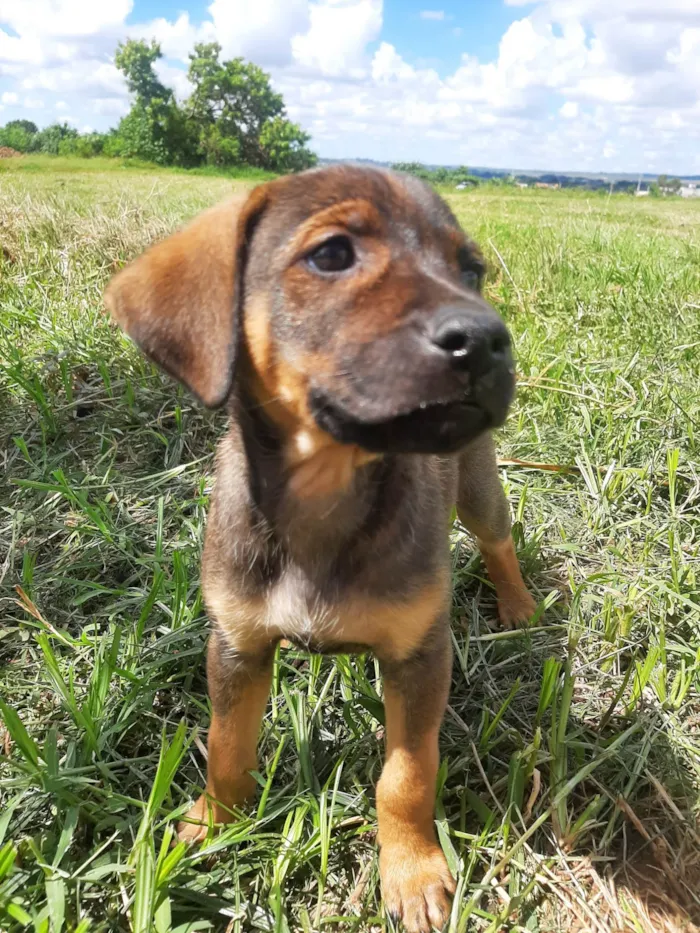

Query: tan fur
344;574;451;661
377;676;455;929
477;535;536;629
205;572;449;662
177;658;272;842
243;291;378;498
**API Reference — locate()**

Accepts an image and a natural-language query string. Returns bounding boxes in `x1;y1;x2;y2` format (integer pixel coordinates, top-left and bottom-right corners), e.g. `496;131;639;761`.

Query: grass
1;163;699;933
0;153;276;182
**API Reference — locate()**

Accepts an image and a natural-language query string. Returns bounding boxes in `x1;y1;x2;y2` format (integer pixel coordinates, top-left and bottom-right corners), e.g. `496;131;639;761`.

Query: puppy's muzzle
309;300;515;456
425;302;515;427
428;303;512;374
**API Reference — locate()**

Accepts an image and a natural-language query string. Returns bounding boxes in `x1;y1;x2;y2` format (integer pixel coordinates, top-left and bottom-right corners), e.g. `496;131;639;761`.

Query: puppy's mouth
308;388;495;454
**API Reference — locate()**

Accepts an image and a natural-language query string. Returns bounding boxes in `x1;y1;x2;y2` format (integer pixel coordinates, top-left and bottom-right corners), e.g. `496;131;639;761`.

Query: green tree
187;43;316;170
431;166;451;184
259;116;315;173
658;174;681;194
58;132;106;158
391;162;432;180
5;119;38;135
115;39;171;105
33;123;78;155
113;39;198;166
0;124;34;151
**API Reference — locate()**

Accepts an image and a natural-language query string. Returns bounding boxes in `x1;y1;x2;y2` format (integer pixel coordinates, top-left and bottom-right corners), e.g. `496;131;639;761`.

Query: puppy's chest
207;568;359;649
205;563;448;662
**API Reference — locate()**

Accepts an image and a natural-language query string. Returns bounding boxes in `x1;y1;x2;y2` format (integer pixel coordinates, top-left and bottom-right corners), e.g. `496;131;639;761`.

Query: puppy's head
106;165;515;490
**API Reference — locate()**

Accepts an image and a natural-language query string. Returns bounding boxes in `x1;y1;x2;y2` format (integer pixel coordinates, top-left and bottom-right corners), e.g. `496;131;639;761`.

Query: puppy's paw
176;794;229;844
380;841;455;932
497;587;537;630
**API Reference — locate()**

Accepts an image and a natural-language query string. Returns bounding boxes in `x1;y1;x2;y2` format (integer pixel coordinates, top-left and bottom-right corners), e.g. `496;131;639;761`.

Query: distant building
680;184;700;198
535;181;560;189
635;189;650;197
516;182;529;188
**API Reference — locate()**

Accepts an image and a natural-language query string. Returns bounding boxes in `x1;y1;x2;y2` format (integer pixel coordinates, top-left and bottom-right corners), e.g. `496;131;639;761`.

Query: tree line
0;39;317;173
390;162;485;187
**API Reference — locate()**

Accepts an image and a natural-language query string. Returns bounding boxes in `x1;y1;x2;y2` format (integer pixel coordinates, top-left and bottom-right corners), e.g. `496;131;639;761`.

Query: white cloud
0;0;698;173
292;0;382;76
23;96;44;109
208;0;310;66
91;96;129;117
154;61;192;101
560;100;579;118
0;1;133;39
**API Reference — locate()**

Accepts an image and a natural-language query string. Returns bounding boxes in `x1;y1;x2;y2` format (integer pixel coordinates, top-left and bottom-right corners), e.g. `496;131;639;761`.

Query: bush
259;117;317;173
58;134;106;158
199;124;242;167
33;123;79;155
0;126;34;152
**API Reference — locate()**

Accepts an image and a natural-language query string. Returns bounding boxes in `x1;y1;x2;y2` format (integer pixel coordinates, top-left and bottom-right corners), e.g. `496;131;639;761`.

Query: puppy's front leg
457;433;536;629
178;630;273;842
377;623;455;933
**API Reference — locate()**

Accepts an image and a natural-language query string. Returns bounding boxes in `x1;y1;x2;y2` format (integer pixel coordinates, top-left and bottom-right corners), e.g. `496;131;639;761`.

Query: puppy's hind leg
177;629;273;842
456;432;536;629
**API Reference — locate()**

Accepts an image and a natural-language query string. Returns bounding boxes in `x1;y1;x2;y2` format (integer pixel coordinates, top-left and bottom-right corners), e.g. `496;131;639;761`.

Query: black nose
429;305;511;371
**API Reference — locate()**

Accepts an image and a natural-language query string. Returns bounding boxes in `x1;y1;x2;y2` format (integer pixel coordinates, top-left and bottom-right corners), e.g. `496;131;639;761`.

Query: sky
1;0;700;175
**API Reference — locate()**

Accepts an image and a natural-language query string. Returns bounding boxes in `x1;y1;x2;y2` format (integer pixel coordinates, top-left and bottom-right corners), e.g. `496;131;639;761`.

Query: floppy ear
105;185;268;408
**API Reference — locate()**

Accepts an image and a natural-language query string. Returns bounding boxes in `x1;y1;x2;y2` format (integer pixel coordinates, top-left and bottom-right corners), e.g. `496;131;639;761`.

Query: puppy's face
106;165;516;495
243;166;515;455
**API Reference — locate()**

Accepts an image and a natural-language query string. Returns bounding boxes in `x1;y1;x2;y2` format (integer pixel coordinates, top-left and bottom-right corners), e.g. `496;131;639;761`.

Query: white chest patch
204;570;340;653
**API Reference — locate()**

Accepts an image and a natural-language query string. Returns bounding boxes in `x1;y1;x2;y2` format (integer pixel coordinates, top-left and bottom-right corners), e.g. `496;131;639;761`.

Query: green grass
1;165;699;933
0;153;276;182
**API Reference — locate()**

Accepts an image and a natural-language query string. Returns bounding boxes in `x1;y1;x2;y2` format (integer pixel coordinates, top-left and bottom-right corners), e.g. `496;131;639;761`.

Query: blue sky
2;1;700;174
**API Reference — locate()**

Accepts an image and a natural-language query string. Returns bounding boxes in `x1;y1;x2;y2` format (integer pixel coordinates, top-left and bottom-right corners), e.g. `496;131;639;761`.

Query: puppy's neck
236;363;379;501
234;390;384;523
284;426;379;499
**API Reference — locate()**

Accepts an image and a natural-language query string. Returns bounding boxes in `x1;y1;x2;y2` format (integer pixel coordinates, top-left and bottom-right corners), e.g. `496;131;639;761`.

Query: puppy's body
106;164;535;932
206;407;453;656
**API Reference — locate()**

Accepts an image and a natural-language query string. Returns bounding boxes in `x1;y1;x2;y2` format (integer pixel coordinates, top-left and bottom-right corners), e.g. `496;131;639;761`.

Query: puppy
106;164;535;932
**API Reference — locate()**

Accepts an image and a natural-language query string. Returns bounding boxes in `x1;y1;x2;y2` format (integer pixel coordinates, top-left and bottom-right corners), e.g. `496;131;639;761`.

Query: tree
0;124;34;151
33;123;78;155
187;43;316;170
431;166;451;184
58;133;105;158
658;174;681;194
258;117;315;173
391;162;432;180
112;39;198;166
5;119;38;134
115;39;171;105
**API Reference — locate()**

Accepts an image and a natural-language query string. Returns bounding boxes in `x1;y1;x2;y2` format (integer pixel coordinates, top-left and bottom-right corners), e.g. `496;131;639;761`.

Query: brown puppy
106;164;535;932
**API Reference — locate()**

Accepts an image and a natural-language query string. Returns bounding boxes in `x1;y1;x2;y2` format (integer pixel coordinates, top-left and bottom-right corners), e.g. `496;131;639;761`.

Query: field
1;159;699;933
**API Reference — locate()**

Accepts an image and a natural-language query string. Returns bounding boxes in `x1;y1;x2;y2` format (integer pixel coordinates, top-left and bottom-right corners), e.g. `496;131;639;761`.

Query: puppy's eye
461;268;481;291
307;236;355;274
